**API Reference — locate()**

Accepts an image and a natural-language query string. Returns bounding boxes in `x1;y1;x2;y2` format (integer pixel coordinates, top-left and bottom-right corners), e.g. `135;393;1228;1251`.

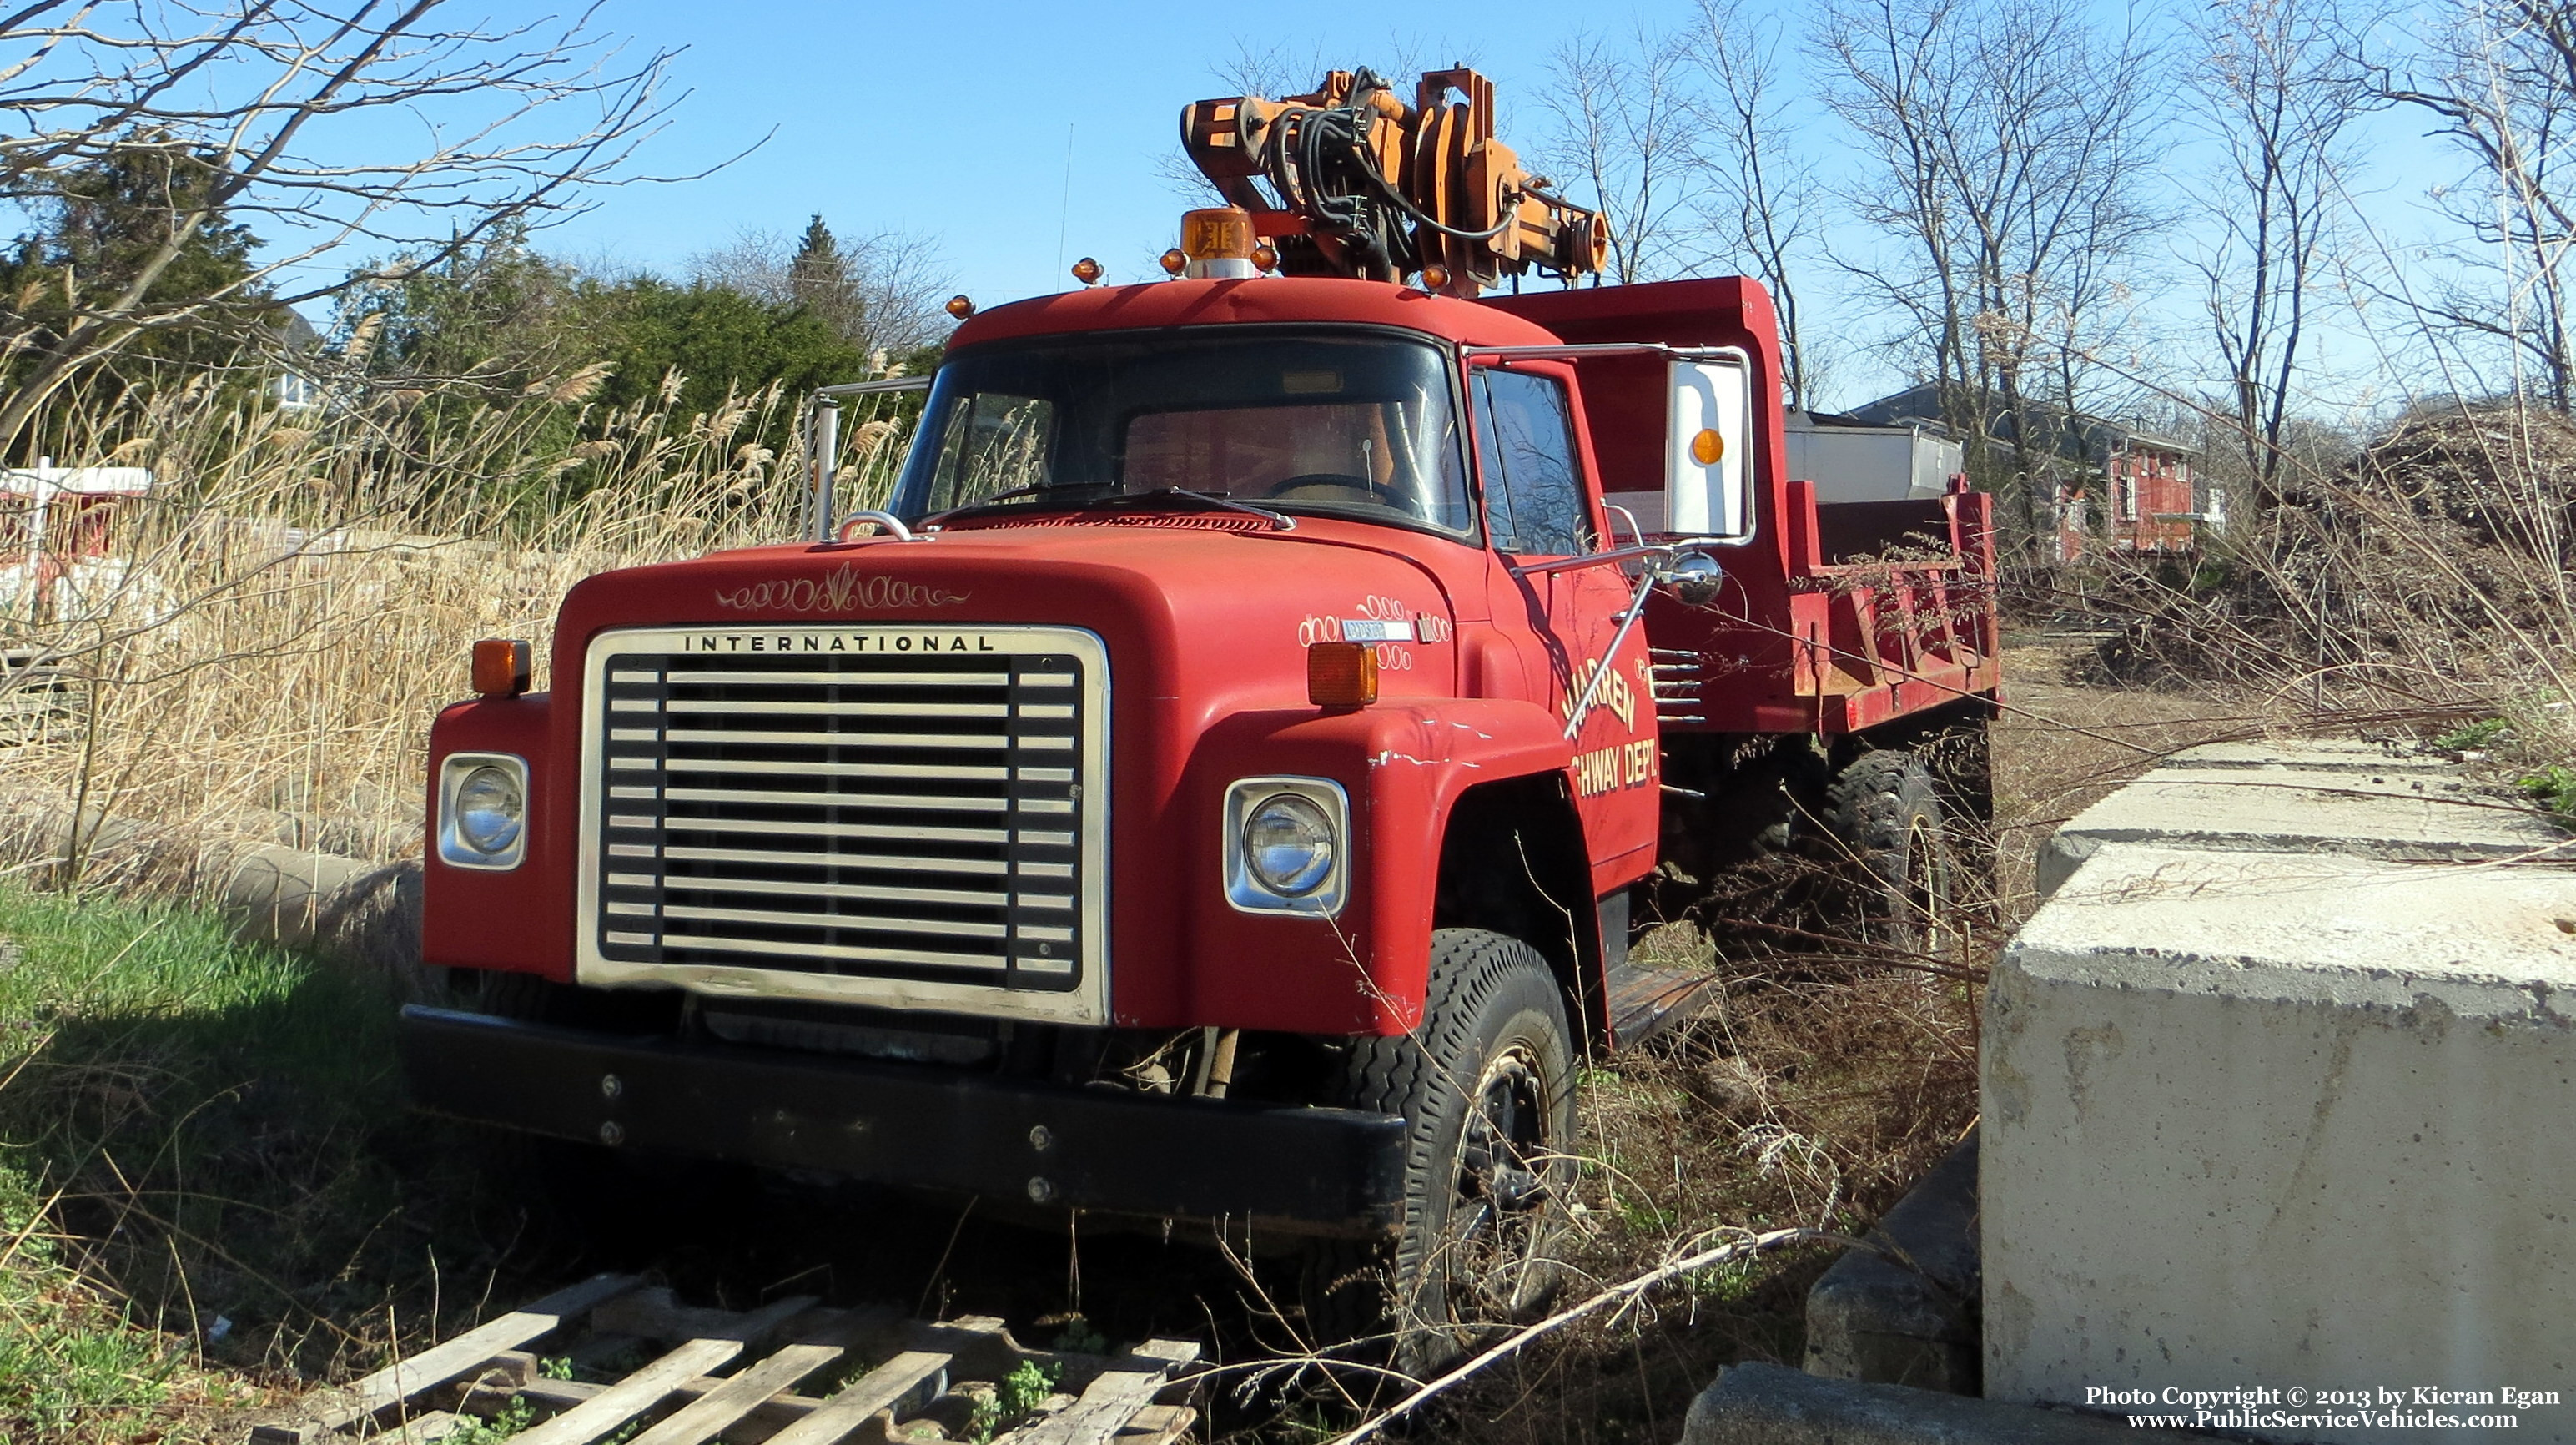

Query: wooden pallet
248;1275;1202;1445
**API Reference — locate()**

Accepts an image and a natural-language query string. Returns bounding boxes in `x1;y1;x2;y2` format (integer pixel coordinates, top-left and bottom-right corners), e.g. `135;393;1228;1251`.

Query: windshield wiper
924;484;1295;532
1093;487;1296;531
917;480;1119;530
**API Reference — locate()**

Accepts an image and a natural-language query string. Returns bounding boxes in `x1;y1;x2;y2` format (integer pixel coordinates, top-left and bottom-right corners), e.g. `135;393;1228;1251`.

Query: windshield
888;330;1472;536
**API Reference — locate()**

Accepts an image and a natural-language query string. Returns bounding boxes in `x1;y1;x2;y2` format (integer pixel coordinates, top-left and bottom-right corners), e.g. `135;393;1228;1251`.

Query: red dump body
1484;280;1999;734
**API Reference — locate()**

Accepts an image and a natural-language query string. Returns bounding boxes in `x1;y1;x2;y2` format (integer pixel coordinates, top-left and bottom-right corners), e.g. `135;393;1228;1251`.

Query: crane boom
1180;66;1609;298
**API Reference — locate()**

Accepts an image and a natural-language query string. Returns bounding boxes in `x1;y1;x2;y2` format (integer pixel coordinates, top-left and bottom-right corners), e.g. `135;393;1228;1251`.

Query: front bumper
399;1006;1408;1236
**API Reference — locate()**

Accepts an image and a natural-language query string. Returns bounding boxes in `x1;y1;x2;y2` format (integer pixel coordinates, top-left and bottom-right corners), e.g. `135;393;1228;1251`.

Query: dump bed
1482;278;2000;735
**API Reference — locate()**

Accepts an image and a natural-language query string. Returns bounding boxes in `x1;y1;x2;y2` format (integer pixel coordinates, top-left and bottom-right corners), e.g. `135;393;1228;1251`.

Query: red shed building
1846;385;2216;564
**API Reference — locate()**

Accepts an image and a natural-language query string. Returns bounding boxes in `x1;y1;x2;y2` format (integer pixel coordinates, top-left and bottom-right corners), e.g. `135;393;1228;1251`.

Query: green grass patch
2523;764;2576;818
0;882;481;1442
2431;717;2513;752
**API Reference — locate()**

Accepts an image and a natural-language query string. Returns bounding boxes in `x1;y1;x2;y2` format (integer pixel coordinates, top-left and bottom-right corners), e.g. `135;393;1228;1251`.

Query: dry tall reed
0;365;919;884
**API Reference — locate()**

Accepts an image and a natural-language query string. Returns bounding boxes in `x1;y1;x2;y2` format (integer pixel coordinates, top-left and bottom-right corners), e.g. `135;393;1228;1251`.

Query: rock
1683;1362;2198;1445
1804;1133;1980;1394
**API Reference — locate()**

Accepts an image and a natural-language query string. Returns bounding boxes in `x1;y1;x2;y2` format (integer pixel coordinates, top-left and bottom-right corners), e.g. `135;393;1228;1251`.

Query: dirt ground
1988;637;2260;919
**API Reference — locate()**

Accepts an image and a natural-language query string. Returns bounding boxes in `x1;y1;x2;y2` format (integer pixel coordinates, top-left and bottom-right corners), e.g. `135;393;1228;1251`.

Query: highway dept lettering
682;632;1001;653
1572;738;1658;798
1562;657;1638;732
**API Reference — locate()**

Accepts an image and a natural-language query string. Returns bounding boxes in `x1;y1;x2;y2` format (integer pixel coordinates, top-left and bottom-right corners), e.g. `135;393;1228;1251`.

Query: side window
1473;369;1592;556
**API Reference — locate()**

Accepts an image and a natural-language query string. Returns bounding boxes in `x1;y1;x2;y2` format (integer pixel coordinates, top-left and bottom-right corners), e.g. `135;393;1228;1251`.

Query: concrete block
2036;753;2567;897
2159;738;2453;774
1984;841;2576;1443
1805;1133;1981;1393
225;844;428;994
1683;1362;2200;1445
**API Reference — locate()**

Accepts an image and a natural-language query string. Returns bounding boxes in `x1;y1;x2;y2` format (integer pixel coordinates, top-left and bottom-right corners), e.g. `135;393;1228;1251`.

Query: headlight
455;765;524;854
1223;777;1349;914
1245;793;1335;895
439;753;529;870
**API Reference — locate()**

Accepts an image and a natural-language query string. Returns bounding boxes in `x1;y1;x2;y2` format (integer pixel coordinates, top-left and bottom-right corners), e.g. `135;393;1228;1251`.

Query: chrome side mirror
1664;551;1723;607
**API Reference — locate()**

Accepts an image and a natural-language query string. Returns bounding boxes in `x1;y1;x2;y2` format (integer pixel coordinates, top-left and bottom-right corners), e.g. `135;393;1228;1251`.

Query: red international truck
400;68;2000;1353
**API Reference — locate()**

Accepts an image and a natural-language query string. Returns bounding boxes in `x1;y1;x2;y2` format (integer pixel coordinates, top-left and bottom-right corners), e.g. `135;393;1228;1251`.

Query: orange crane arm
1180;67;1611;298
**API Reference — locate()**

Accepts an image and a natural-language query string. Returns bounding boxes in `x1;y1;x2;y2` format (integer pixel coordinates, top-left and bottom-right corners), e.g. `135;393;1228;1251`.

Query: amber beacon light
1306;641;1379;708
1180;206;1257;279
472;638;531;698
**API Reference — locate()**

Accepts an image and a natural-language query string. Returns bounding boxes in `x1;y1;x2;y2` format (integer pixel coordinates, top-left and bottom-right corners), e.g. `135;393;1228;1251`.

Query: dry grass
1988;639;2261;909
2068;403;2576;772
1406;964;1978;1444
0;374;917;1438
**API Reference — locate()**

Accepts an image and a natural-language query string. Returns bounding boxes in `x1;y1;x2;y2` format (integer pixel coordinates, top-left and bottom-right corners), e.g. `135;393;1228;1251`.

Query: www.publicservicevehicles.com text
2090;1385;2560;1431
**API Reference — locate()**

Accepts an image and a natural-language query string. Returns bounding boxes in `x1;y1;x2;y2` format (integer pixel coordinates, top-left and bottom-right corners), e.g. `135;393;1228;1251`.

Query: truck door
1472;365;1659;882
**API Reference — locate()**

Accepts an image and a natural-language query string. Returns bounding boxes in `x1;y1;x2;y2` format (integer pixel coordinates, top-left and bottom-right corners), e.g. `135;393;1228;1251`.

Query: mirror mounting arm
1507;541;1674;579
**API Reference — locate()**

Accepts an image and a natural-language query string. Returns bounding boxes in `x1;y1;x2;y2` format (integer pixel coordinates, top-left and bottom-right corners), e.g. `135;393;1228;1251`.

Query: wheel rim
1901;815;1963;961
1441;1044;1559;1316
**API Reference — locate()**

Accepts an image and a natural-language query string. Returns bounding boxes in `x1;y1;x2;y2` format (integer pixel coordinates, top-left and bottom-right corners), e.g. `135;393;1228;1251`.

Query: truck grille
576;625;1109;1025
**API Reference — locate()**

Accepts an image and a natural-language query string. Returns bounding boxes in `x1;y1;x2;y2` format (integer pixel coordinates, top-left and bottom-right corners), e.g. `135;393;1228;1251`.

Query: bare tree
2370;0;2576;411
1814;0;2166;536
2189;0;2364;501
1535;26;1698;284
0;0;695;451
689;223;953;355
1681;0;1823;406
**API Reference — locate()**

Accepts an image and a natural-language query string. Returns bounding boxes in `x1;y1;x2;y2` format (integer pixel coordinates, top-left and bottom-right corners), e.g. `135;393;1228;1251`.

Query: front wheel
1303;929;1577;1375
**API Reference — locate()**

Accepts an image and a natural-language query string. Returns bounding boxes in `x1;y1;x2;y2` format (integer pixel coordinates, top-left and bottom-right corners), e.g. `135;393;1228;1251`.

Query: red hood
551;515;1481;717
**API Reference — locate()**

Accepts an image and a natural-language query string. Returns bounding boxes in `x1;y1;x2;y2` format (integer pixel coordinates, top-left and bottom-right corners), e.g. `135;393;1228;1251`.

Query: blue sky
456;1;2468;415
539;5;1552;295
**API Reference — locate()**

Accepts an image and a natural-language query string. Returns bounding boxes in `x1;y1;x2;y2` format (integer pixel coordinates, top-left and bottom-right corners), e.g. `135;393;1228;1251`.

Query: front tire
1304;929;1577;1374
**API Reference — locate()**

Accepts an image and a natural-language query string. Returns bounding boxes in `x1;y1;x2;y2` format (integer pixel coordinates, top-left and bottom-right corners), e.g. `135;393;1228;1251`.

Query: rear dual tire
1824;748;1970;962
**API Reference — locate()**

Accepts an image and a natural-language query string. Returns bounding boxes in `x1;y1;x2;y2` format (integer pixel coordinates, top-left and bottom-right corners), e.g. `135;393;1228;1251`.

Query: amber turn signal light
1251;242;1280;273
1159;249;1187;275
1421;264;1451;290
945;294;976;319
472;638;531;699
1307;641;1379;709
1070;256;1103;285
